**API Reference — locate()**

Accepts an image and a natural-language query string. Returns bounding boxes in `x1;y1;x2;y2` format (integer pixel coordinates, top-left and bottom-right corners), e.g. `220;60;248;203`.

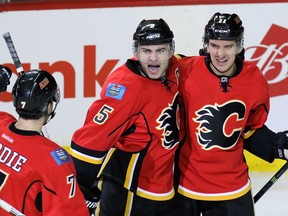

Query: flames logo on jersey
194;100;246;150
156;93;179;150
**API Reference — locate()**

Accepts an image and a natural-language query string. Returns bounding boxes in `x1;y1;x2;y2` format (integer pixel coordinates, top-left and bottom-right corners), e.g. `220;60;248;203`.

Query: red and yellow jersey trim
178;179;251;201
136;187;175;201
70;148;105;165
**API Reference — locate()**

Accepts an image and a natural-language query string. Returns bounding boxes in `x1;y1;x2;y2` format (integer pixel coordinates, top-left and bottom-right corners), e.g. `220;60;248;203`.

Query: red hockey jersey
177;56;269;201
71;56;180;201
0;112;89;216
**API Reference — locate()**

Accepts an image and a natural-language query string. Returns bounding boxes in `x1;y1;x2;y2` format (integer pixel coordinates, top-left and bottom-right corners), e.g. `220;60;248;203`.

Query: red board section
0;0;287;12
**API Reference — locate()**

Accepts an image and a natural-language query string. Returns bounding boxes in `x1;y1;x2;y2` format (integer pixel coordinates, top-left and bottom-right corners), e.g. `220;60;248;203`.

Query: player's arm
71;81;138;215
244;124;288;162
242;75;277;161
40;147;90;216
0;65;12;92
70;143;104;216
70;100;133;215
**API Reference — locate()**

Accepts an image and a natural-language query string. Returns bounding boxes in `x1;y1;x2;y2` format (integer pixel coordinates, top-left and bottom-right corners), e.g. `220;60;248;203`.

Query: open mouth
148;65;160;74
216;59;228;67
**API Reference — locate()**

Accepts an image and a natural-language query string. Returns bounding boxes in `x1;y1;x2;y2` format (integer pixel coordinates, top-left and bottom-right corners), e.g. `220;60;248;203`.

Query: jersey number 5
93;105;114;125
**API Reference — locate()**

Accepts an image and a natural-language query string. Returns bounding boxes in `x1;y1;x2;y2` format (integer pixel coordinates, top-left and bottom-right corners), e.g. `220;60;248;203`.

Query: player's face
207;39;239;76
135;44;173;79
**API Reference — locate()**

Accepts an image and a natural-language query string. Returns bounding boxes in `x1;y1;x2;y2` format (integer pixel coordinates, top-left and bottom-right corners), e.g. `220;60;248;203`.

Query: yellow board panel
244;150;286;172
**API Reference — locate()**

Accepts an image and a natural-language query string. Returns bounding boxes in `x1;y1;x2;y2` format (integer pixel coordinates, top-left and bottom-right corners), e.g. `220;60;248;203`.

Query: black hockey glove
80;185;101;216
0;65;12;92
274;131;288;160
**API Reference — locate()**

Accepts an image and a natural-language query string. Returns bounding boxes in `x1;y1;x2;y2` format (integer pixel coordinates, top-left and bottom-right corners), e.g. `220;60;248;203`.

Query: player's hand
81;185;101;216
0;65;12;92
85;197;99;216
274;131;288;160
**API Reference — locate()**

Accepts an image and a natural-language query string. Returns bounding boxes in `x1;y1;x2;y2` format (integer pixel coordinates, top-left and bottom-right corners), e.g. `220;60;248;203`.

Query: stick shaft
3;32;24;75
0;199;25;216
254;161;288;203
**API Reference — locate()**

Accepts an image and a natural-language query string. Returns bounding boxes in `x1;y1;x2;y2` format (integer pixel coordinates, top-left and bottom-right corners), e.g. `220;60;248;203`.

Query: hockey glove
80;185;101;216
274;131;288;160
0;65;12;92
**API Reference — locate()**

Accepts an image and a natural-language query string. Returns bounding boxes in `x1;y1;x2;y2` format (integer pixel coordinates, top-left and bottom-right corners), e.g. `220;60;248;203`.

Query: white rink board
0;3;287;146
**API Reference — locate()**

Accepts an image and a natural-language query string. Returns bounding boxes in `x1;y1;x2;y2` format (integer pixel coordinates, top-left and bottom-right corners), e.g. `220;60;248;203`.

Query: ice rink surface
250;171;288;215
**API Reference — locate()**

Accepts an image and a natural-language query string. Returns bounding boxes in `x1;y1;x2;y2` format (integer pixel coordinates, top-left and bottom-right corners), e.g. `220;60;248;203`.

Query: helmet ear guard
202;12;244;53
12;69;60;120
169;39;175;53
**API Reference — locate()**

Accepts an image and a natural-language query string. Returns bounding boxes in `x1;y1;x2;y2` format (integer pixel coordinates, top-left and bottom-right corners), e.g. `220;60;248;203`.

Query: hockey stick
3;32;24;75
0;198;25;216
254;161;288;203
3;32;50;139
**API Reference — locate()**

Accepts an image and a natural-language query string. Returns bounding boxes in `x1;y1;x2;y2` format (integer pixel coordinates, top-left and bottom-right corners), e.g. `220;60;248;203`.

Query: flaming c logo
246;24;288;97
194;100;246;150
157;93;179;150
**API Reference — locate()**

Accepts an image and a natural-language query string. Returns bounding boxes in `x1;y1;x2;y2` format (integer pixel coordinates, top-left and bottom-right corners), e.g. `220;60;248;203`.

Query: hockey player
70;18;180;216
0;68;90;216
172;12;288;216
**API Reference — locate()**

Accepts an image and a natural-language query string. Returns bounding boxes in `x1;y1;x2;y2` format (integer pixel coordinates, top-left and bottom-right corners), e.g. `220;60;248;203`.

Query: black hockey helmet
203;12;244;51
0;65;12;92
12;69;60;120
133;18;175;52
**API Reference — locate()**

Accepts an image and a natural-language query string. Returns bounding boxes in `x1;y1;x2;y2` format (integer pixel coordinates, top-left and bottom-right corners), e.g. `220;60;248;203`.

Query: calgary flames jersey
177;56;269;201
0;112;89;216
71;56;180;201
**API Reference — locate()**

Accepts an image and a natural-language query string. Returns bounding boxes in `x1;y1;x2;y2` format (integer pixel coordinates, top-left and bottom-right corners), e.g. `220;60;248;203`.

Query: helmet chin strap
44;102;57;125
210;61;235;75
44;111;56;125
